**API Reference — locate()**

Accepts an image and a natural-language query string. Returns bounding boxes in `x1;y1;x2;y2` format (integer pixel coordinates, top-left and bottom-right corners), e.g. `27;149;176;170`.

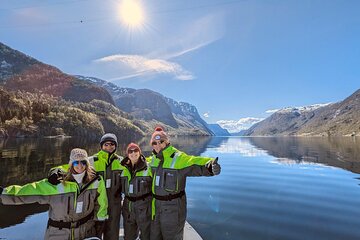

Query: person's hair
64;162;96;184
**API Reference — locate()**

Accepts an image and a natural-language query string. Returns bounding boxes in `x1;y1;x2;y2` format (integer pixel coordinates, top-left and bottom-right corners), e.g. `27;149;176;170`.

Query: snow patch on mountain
266;103;332;114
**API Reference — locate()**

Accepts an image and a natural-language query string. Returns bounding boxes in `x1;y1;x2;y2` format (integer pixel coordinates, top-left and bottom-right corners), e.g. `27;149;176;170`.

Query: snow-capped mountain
76;75;212;135
217;118;264;134
244;91;360;136
268;103;332;114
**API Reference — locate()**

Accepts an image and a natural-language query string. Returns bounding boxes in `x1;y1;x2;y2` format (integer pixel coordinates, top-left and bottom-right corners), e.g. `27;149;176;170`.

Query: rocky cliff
76;75;212;136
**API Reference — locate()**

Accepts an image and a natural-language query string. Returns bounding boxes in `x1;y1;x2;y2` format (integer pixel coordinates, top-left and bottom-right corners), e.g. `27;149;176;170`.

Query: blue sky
1;0;359;131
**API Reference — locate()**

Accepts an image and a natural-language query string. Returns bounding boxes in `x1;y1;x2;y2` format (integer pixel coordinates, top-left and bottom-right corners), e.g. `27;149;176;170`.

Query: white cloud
217;117;264;133
91;13;224;81
203;112;210;118
95;55;194;81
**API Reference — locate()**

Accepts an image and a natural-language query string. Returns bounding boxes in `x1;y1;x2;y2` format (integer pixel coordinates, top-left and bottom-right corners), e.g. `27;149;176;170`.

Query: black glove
47;169;65;185
211;157;221;175
207;157;221;176
0;186;3;195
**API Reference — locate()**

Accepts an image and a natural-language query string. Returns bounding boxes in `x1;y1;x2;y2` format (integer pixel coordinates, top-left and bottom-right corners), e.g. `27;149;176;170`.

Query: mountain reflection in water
1;136;360;240
0;136;211;229
248;137;360;174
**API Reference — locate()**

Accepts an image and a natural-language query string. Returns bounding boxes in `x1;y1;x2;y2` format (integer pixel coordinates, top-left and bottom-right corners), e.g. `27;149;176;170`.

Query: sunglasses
151;140;164;146
128;149;140;154
73;160;87;167
103;142;115;147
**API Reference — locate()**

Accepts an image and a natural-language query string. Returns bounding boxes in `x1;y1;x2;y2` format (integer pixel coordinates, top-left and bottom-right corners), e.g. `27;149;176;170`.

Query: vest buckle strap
153;190;185;201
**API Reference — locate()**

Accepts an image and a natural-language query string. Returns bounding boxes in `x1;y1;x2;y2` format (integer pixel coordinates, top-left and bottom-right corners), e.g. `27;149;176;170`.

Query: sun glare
120;0;145;28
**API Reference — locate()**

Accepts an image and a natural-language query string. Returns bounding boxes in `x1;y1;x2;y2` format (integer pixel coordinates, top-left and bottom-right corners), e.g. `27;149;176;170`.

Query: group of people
0;127;221;240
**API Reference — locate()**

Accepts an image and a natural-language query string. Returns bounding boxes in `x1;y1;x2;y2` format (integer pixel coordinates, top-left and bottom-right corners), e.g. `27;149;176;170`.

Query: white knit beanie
69;148;89;166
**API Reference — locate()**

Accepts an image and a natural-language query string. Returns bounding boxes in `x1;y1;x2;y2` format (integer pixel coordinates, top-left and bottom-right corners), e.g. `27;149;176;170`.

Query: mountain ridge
0;42;114;104
75;75;212;136
244;89;360;136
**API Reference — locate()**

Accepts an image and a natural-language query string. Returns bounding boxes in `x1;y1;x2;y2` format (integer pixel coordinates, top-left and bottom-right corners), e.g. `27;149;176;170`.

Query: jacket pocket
137;177;151;194
163;169;178;192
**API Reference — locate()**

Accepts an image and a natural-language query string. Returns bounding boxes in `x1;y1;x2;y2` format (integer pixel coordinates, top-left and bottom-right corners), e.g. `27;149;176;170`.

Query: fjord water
1;137;360;240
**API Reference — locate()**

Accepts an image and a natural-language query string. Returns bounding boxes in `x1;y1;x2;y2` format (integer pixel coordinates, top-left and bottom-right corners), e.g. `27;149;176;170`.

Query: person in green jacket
48;133;124;240
121;143;152;240
148;127;221;240
0;148;108;240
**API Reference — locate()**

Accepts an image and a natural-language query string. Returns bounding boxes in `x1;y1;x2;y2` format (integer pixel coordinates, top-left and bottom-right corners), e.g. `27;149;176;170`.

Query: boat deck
118;221;202;240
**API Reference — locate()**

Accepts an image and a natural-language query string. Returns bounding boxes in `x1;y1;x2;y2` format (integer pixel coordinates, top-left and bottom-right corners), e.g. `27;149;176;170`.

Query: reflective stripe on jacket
89;150;124;240
148;145;214;219
1;176;108;240
121;154;152;200
51;150;123;240
121;154;152;240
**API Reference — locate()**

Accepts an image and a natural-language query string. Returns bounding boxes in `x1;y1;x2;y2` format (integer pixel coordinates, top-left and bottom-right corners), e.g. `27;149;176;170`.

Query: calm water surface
1;136;360;240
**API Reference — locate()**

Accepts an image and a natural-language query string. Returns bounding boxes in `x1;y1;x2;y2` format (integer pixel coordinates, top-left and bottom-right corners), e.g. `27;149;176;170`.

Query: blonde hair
64;161;96;184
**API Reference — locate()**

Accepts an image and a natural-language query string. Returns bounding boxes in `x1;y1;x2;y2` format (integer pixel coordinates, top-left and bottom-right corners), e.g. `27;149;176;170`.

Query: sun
120;0;145;28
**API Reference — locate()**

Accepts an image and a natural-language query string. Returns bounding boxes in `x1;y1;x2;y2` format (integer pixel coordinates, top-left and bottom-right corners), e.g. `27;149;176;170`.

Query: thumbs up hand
211;157;221;176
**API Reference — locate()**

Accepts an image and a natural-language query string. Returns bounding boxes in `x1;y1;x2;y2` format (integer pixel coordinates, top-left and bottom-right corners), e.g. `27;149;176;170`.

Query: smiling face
151;140;166;154
128;148;140;163
102;141;116;153
72;160;87;174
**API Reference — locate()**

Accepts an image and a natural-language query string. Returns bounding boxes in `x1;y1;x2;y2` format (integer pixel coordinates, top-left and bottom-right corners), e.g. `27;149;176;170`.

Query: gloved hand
0;186;3;195
211;157;221;175
47;169;65;185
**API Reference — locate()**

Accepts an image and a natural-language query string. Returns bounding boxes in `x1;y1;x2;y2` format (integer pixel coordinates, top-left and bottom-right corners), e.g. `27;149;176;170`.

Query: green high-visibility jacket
148;145;216;240
148;145;214;218
52;150;124;240
121;154;153;199
0;176;108;240
121;154;152;240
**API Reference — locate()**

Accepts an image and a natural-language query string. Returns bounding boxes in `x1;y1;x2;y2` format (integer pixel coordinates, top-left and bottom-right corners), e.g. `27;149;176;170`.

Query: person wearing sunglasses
148;127;221;240
47;133;124;240
0;148;108;240
120;143;152;240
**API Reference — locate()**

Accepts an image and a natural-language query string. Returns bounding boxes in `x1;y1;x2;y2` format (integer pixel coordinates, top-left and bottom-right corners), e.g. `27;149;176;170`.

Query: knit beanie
69;148;89;166
126;143;141;155
150;127;169;145
100;133;118;147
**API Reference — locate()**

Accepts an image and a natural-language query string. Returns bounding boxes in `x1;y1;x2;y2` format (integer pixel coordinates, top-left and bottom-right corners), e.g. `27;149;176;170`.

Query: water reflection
3;136;360;240
248;137;360;174
208;137;268;157
0;136;212;229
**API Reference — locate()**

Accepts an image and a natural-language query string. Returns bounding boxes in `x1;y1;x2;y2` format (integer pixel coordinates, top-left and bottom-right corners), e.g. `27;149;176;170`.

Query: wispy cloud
217;117;264;133
154;13;224;60
95;55;194;81
92;13;224;81
203;112;210;118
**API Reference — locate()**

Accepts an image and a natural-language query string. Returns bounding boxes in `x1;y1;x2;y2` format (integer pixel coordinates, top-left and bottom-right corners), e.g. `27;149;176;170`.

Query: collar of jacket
121;154;147;172
152;145;177;161
98;150;118;165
